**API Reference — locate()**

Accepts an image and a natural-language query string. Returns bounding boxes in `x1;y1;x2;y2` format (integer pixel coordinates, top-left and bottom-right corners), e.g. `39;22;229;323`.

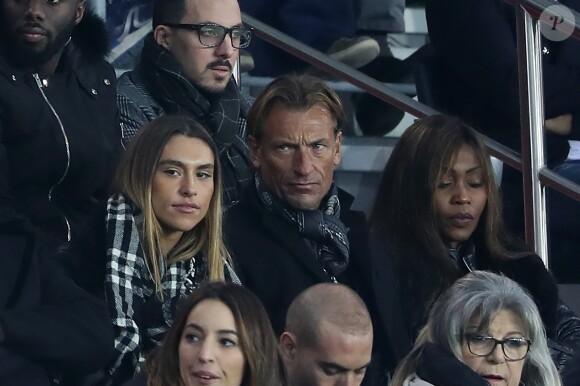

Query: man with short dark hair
225;73;409;385
117;0;254;207
281;283;374;386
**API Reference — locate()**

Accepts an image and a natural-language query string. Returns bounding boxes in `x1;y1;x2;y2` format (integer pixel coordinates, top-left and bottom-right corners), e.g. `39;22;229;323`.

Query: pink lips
192;370;220;385
173;203;201;213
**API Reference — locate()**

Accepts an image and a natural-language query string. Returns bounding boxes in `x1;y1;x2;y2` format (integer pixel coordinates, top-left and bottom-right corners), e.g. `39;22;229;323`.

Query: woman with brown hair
370;115;580;380
104;115;238;383
132;281;282;386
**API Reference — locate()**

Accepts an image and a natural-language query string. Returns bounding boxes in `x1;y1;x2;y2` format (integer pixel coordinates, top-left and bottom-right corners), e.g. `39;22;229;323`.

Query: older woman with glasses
390;271;562;386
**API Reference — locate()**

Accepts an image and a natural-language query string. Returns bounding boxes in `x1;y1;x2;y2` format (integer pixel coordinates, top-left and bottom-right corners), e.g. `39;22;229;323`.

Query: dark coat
224;186;408;382
0;217;114;386
0;10;121;248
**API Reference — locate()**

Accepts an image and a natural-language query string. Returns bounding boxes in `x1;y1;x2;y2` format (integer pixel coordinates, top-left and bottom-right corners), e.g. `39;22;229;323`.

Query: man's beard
4;17;76;69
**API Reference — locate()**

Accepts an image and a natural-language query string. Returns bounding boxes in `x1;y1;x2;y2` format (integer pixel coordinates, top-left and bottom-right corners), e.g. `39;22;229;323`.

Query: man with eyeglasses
117;0;254;207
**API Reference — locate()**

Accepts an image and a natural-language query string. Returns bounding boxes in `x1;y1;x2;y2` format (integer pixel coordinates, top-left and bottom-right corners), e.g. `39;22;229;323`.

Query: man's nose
334;373;358;386
293;148;315;176
25;0;46;21
215;33;235;58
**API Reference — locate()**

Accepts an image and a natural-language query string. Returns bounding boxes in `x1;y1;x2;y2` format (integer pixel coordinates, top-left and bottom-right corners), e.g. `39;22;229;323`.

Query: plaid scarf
140;34;251;206
254;173;350;277
104;193;207;378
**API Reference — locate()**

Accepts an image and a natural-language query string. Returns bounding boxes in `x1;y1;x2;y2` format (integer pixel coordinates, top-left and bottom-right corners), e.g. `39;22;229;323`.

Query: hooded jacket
0;9;121;249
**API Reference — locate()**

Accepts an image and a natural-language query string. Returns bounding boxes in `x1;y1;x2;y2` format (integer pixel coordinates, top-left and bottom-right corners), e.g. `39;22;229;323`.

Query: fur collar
70;8;110;62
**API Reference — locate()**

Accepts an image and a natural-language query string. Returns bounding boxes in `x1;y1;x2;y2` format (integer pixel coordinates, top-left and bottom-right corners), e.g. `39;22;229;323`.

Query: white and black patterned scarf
254;173;350;277
140;35;251;206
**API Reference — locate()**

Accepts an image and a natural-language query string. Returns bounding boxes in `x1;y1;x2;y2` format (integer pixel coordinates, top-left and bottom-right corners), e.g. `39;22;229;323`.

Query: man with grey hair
280;283;374;386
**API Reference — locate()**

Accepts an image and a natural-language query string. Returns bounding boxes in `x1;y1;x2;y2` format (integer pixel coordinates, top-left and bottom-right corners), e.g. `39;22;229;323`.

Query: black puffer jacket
0;10;121;248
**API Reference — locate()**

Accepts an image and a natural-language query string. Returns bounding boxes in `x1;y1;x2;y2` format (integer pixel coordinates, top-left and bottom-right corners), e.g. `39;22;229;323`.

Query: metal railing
509;0;580;265
242;2;580;267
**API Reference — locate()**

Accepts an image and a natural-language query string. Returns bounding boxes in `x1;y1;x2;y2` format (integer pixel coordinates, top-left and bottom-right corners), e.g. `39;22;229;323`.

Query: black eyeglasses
464;333;531;361
163;23;252;49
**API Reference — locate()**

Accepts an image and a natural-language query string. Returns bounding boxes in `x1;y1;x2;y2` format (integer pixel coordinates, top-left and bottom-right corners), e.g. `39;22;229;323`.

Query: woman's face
461;309;528;386
152;134;215;246
179;299;246;386
433;145;488;248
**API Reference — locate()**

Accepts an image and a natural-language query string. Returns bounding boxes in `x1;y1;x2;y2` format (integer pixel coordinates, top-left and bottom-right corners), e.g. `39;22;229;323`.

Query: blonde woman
105;115;238;383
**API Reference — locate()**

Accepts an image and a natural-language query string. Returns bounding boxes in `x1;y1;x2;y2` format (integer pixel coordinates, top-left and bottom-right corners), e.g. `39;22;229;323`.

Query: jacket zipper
33;73;72;241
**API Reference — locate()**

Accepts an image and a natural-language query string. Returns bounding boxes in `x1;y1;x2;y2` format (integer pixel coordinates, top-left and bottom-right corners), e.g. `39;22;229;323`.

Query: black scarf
254;173;350;277
139;34;251;205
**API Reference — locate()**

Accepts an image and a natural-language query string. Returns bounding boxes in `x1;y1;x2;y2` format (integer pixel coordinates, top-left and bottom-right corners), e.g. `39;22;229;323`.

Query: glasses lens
231;27;252;48
468;335;496;356
503;338;529;360
198;25;226;47
467;335;529;360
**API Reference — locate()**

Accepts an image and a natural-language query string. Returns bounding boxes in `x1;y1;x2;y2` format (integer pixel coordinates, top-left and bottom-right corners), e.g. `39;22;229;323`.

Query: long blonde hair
114;115;230;296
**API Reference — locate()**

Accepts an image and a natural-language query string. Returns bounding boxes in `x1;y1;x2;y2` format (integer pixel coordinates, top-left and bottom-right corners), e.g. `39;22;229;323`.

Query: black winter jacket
0;216;114;386
0;10;121;248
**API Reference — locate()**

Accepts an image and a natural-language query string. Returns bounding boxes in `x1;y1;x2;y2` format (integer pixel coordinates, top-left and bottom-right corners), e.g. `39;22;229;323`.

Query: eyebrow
158;160;214;170
184;323;238;335
158;159;184;168
464;165;483;174
273;137;331;146
198;21;245;28
318;361;371;372
196;163;215;170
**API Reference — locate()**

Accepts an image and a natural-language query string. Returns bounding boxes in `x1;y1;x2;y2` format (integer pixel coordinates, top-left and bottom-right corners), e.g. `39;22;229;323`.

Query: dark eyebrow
308;138;331;145
158;159;184;168
199;21;245;28
217;329;238;335
197;163;215;170
317;360;370;373
318;361;349;373
355;361;371;372
184;323;203;332
184;323;237;335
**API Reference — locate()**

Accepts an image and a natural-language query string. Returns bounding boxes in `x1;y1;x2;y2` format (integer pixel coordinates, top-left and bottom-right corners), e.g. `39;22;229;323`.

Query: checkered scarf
254;173;350;277
140;34;252;207
104;193;207;379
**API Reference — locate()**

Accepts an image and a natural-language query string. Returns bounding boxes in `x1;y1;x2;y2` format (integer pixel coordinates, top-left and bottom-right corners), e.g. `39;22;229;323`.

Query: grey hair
391;271;561;386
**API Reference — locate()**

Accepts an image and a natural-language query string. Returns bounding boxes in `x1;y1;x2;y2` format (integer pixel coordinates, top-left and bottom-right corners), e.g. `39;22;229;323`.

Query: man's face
250;104;342;211
157;0;241;94
3;0;85;68
281;322;373;386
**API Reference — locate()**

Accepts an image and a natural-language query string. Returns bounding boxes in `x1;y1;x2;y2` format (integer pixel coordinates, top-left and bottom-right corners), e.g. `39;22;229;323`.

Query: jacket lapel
261;212;329;282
